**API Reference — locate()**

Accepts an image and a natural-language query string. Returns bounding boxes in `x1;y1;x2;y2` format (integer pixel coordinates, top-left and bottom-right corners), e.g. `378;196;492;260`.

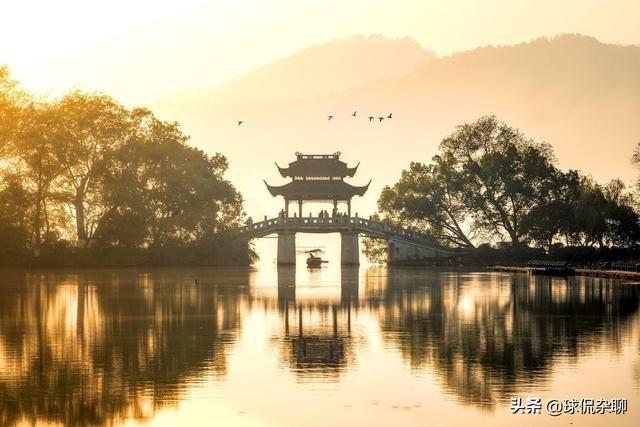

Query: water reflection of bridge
1;268;638;424
270;267;640;405
272;266;358;379
274;265;359;309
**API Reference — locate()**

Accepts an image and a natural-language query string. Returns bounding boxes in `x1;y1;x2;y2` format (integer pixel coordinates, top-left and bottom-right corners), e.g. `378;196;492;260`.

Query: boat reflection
273;266;358;381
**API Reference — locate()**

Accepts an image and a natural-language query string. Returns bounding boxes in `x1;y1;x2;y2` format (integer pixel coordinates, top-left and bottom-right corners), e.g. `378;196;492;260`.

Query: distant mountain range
152;34;640;218
168;34;437;104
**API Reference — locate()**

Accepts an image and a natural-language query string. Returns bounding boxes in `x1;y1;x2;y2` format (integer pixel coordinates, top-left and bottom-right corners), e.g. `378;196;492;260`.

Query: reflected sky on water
0;265;639;426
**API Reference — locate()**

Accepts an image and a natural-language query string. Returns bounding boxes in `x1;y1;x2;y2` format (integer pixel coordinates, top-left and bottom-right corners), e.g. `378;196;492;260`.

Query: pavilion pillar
340;231;359;265
347;199;352;217
277;231;296;265
298;199;303;218
285;198;289;217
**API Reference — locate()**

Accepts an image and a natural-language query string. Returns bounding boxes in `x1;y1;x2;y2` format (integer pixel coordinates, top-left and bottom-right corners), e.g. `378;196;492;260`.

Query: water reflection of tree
0;269;245;426
367;269;640;408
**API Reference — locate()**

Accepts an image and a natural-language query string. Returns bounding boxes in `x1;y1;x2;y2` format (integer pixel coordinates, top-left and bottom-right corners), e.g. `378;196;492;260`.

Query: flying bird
237;121;243;126
368;116;374;121
378;116;384;122
387;113;393;119
352;111;357;117
328;115;334;121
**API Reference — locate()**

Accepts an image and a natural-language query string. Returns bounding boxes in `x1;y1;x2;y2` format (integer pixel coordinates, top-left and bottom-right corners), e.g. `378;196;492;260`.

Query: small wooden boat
306;249;328;268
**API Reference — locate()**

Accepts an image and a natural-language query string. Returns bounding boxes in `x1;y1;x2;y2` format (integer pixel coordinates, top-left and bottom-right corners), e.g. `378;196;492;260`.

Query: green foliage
0;66;251;265
94;108;244;249
361;214;389;264
378;152;474;247
0;65;27;158
368;116;640;262
0;174;30;252
563;177;640;247
54;91;130;246
440;115;565;246
632;142;640;201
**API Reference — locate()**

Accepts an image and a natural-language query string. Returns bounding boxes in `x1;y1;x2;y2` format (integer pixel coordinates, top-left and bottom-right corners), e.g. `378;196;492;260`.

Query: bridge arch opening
252;232;361;267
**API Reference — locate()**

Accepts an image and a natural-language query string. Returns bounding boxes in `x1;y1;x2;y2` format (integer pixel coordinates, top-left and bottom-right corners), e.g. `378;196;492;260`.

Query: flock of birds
236;111;392;126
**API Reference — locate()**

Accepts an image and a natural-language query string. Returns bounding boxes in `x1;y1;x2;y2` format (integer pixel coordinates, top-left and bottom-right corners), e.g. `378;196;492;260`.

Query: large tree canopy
374;116;640;253
440;115;565;246
0;65;27;158
378;152;475;247
0;66;249;264
54;91;130;246
94;108;243;249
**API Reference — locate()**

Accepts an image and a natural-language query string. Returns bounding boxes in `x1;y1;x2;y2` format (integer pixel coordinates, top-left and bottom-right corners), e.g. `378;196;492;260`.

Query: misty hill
338;34;640;180
152;34;640;219
167;34;437;104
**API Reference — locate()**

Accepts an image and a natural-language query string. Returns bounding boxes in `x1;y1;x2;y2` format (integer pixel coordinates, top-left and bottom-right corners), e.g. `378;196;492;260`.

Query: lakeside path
490;266;640;280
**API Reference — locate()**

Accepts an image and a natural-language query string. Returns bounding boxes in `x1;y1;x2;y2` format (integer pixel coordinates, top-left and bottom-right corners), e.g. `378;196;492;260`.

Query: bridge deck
238;216;457;255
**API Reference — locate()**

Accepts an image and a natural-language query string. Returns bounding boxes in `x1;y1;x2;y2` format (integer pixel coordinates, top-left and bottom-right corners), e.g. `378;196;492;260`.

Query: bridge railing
237;216;438;245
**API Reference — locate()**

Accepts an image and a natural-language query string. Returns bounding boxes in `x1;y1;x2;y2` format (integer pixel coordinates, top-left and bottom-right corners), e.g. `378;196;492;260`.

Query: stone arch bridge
237;215;459;265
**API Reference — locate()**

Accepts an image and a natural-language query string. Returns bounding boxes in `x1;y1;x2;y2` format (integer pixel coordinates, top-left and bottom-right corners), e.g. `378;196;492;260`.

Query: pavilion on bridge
247;152;454;265
264;152;370;218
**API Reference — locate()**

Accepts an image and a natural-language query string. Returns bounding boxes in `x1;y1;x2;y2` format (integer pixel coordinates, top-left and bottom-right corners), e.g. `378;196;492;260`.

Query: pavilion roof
276;152;359;178
264;179;370;200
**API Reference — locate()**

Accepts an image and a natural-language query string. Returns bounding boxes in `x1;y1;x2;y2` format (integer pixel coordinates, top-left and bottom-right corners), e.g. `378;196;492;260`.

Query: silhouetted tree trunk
74;186;87;246
33;192;42;256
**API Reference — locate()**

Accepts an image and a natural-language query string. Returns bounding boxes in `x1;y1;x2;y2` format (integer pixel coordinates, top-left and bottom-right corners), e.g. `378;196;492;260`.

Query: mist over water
0;266;638;426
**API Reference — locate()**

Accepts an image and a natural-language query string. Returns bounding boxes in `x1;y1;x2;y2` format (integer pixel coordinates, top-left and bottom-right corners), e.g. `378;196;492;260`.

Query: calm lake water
1;265;639;426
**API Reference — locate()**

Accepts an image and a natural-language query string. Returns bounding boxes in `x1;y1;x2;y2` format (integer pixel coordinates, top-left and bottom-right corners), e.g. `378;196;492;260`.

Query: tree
54;91;129;247
0;66;31;252
522;169;580;250
94;108;244;250
373;116;595;255
602;179;640;246
0;66;28;159
377;153;475;247
633;142;640;189
559;176;640;247
13;101;69;254
0;71;250;264
606;203;640;247
361;214;391;263
440;115;564;246
0;174;30;253
564;176;610;246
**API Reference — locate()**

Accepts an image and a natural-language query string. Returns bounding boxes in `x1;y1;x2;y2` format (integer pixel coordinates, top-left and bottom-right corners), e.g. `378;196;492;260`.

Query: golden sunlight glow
2;0;639;104
457;289;477;320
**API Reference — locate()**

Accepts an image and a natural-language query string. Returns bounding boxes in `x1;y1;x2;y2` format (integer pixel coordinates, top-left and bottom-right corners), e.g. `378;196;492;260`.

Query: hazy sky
3;0;640;105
